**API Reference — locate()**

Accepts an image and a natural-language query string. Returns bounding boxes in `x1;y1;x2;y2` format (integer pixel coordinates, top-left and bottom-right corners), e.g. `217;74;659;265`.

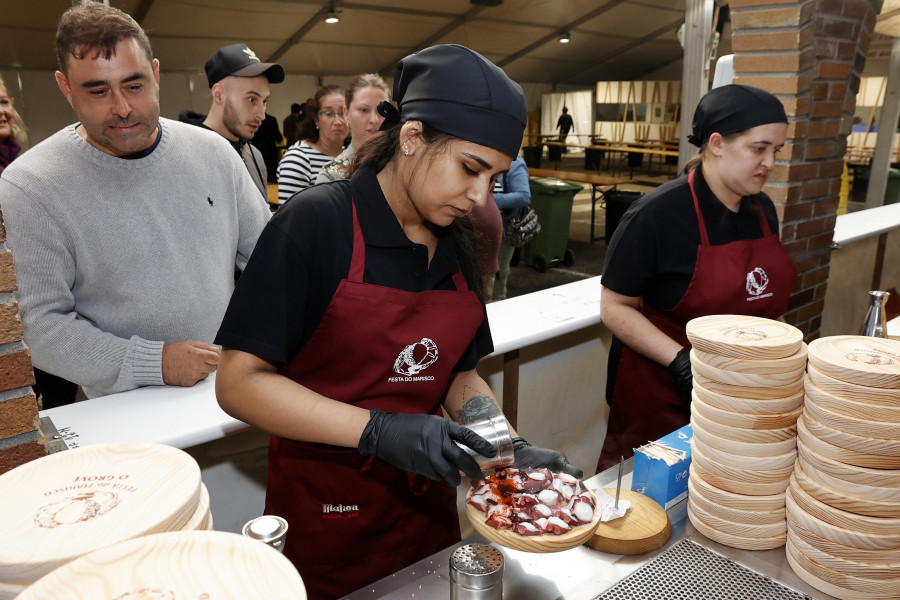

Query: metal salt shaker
450;543;504;599
859;290;890;337
242;515;288;553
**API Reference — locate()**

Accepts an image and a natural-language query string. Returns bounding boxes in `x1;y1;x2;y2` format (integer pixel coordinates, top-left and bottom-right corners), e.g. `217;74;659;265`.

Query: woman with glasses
316;73;390;183
215;45;579;599
276;84;348;203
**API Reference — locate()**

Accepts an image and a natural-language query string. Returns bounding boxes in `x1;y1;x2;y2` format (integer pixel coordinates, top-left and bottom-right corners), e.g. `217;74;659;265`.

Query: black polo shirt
215;162;493;370
602;166;780;311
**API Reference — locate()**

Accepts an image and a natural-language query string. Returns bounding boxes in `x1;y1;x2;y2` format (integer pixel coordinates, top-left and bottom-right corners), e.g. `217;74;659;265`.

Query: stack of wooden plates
786;336;900;599
0;442;208;599
17;530;306;599
685;315;806;551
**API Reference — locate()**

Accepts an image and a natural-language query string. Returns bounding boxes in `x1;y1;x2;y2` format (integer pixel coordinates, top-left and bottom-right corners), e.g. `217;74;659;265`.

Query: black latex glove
357;409;496;486
668;346;693;407
512;437;583;478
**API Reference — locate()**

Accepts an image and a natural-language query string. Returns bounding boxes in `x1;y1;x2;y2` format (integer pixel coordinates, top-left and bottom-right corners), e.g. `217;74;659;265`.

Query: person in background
596;84;797;471
276;84;348;203
0;4;270;401
215;44;580;599
255;113;282;184
179;43;284;199
282;102;302;147
469;191;502;300
556;106;574;152
493;154;531;301
316;73;390;183
0;73;26;176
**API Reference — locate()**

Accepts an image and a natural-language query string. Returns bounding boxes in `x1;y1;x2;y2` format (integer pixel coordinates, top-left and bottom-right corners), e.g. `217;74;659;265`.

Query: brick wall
729;0;884;340
0;209;47;475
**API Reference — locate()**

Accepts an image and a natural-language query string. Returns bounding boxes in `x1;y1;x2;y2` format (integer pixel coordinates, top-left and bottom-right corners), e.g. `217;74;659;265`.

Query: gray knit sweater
0;118;271;398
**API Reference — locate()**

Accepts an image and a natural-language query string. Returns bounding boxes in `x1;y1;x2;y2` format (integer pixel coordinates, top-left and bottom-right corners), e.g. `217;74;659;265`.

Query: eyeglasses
318;110;346;121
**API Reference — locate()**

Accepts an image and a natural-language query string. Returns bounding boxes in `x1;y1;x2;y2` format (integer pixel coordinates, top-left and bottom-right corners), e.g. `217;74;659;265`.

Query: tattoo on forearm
456;389;495;424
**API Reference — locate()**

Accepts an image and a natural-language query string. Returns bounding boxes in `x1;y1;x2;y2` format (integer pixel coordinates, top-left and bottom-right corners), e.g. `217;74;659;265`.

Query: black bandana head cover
688;84;787;147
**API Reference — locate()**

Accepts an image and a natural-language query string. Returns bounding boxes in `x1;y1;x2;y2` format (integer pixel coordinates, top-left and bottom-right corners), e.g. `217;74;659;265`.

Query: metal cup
454;412;515;472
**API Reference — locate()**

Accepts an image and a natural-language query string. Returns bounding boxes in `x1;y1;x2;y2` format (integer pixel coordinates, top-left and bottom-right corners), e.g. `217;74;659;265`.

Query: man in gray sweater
0;4;270;400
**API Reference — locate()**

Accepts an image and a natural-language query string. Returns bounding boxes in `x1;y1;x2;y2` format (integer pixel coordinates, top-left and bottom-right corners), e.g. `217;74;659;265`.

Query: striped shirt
276;141;334;204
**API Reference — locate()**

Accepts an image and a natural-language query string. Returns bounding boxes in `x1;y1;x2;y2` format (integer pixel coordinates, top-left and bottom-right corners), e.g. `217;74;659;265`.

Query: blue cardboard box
631;424;693;509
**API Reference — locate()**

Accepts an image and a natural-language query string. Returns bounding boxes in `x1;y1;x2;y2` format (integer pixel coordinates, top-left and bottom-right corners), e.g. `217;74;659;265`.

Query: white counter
832;201;900;245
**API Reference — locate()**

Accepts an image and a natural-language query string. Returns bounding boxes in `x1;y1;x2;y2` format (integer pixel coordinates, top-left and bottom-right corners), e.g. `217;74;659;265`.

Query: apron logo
390;337;439;380
322;503;360;519
745;267;773;302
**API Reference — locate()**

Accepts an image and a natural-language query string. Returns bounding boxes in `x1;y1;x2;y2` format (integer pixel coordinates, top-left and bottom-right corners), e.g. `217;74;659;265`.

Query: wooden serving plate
687;496;786;538
688;463;786;511
691;349;806;388
807;363;900;407
804;394;900;441
465;488;602;553
692;342;808;374
0;442;202;585
692;437;796;471
797;440;900;491
688;503;786;551
793;460;900;519
688;477;785;524
807;336;900;389
786;538;900;599
692;369;804;399
691;444;792;496
802;409;900;458
686;315;803;360
0;581;25;600
797;454;900;504
788;476;900;538
694;378;804;415
182;483;211;531
787;479;900;549
18;531;306;600
789;530;900;581
788;513;900;566
805;375;900;423
584;489;671;555
689;410;796;445
691;416;796;458
691;391;802;430
797;414;900;469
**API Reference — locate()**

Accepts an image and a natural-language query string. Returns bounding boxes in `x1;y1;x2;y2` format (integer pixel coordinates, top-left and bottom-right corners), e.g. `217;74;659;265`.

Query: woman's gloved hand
512;437;583;478
357;409;496;486
668;347;693;407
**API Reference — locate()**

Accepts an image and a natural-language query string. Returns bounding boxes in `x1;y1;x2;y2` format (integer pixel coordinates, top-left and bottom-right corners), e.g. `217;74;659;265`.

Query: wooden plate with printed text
691;391;803;430
807;363;900;407
805;375;900;423
584;489;671;556
693;378;804;415
786;490;900;551
690;416;797;458
689;410;796;445
686;315;803;360
692;369;804;399
17;531;306;600
801;409;900;458
688;463;786;512
788;475;900;538
798;439;900;491
793;460;900;519
688;503;786;551
0;442;202;585
690;443;792;496
692;342;808;374
688;477;785;525
465;488;602;553
691;437;796;471
805;392;900;441
785;538;900;599
797;413;900;469
807;336;900;389
690;349;806;388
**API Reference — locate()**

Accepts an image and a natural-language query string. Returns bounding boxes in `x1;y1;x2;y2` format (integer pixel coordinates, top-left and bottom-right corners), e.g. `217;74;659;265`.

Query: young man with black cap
215;44;579;600
179;43;285;199
597;84;798;471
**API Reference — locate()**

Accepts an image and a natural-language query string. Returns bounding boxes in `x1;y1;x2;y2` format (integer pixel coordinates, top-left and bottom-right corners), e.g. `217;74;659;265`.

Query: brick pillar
0;209;47;475
729;0;884;340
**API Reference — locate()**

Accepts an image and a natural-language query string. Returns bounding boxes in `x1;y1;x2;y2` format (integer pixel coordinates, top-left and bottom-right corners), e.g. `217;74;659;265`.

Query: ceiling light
558;32;571;44
324;2;339;24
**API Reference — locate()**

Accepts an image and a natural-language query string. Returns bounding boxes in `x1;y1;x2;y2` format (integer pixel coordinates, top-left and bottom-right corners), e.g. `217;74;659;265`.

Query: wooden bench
528;168;632;242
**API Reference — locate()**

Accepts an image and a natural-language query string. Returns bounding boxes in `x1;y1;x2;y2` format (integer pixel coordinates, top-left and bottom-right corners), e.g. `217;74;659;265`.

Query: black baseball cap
205;43;285;88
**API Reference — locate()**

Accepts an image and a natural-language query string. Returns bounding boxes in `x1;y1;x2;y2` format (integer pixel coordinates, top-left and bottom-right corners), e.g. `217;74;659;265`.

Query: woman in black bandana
597;84;798;471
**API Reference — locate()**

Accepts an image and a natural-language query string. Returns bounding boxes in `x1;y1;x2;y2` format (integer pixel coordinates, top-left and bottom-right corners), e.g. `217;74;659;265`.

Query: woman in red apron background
215;45;580;600
597;85;798;472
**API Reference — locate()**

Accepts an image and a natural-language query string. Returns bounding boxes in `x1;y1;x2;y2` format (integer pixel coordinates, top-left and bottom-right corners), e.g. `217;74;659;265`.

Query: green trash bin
523;177;583;272
885;168;900;205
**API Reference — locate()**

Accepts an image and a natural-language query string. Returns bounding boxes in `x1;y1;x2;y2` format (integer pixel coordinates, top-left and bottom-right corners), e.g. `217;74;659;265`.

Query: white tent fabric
541;90;593;152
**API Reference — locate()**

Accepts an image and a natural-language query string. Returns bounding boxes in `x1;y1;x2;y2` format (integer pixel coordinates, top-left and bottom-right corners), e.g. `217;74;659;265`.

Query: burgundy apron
597;170;797;472
267;201;486;600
